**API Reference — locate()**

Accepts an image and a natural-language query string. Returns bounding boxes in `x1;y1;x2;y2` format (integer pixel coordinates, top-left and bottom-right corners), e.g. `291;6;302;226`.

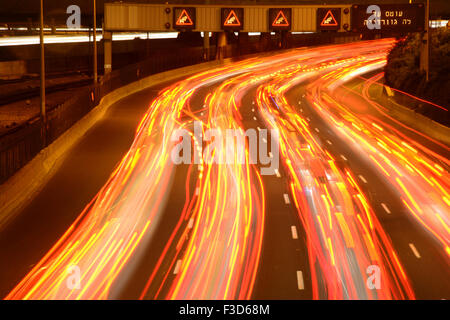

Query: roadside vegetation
384;28;450;125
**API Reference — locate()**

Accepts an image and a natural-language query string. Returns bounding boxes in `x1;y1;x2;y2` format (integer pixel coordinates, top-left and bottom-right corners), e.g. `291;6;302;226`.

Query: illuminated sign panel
351;3;425;33
173;7;196;30
221;8;244;30
317;8;341;30
269;8;292;31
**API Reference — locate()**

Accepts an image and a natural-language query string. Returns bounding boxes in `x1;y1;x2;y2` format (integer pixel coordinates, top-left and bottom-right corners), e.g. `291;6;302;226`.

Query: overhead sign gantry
104;3;351;33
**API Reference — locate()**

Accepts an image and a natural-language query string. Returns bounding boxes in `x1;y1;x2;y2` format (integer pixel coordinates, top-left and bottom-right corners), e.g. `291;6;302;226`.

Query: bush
384;29;450;125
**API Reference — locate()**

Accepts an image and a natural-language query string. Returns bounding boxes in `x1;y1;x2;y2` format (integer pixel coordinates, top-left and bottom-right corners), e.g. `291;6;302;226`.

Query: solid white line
296;271;305;290
409;243;421;258
326;140;332;145
291;226;298;239
173;259;182;274
381;203;391;214
275;169;281;178
358;175;368;183
188;218;194;229
340;155;347;161
283;193;290;204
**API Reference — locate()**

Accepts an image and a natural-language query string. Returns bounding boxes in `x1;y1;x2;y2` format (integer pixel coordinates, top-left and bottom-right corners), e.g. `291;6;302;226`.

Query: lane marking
358;175;367;183
340;155;347;161
269;151;273;158
315;128;320;133
252;108;255;112
326;140;332;145
409;243;421;258
381;203;391;214
275;169;281;178
252;101;255;105
298;101;302;105
173;259;182;274
306;117;311;122
296;271;305;290
262;138;267;143
283;193;290;204
300;108;303;113
253;116;257;121
257;126;261;131
188;218;194;229
291;226;298;239
195;187;200;196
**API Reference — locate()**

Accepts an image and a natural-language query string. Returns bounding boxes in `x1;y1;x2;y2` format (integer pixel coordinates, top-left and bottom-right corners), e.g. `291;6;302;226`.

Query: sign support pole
39;0;46;147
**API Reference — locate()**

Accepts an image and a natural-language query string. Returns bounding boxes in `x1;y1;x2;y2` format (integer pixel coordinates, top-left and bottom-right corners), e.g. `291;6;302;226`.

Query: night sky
1;1;449;20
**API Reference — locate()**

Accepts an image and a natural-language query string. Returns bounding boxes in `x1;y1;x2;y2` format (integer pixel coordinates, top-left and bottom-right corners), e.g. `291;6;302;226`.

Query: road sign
174;7;196;30
317;8;341;30
351;3;425;33
269;8;292;31
221;8;244;30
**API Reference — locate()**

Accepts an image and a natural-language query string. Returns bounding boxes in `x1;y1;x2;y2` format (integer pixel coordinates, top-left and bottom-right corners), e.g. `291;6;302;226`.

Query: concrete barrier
0;58;233;230
386;97;450;146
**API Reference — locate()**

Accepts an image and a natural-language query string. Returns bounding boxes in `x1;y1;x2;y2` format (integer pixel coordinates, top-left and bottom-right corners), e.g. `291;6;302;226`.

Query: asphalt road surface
1;39;449;300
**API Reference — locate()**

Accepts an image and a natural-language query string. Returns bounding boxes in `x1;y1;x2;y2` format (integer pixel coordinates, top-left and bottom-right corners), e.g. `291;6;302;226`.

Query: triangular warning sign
272;10;289;27
320;10;338;26
176;9;194;26
224;10;241;26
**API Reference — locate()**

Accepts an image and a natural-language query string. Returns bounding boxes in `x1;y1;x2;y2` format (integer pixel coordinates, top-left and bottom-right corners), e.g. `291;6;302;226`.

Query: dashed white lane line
262;138;267;143
253;116;257;121
195;187;200;196
381;203;391;214
296;271;305;290
283;193;290;204
252;108;255;112
409;243;421;259
326;140;332;145
298;101;302;105
306;117;311;122
340;155;347;161
173;259;182;274
358;175;368;184
291;226;298;239
300;108;303;113
188;218;194;229
275;169;281;178
269;151;273;158
252;101;255;105
314;128;320;133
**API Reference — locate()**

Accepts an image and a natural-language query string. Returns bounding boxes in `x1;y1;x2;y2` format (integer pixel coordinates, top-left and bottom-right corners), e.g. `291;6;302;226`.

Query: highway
1;39;449;300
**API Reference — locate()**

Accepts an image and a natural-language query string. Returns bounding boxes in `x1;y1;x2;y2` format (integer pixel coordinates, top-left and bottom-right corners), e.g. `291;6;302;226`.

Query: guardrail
0;32;360;184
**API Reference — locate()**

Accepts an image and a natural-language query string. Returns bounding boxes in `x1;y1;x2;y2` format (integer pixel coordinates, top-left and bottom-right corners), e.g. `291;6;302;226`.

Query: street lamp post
93;0;98;84
39;0;46;147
